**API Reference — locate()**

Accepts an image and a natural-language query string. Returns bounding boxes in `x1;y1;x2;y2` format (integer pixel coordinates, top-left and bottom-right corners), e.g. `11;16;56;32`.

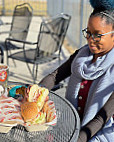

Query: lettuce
34;112;46;124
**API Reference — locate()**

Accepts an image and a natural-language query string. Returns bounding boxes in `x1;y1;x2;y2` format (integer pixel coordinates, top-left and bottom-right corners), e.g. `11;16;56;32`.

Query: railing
0;0;47;16
0;0;93;50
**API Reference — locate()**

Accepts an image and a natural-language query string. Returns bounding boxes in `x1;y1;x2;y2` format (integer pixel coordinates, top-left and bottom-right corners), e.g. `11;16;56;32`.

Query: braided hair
89;0;114;29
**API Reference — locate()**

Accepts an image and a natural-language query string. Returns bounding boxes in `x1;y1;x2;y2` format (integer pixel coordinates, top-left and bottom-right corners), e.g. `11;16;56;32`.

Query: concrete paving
0;16;71;97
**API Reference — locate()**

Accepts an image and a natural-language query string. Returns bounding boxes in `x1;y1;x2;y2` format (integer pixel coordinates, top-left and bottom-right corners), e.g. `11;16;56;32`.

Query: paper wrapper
0;96;57;133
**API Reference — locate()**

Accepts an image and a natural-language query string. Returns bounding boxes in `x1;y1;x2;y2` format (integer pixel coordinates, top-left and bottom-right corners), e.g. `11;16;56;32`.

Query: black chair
0;3;33;52
0;45;4;63
5;13;71;83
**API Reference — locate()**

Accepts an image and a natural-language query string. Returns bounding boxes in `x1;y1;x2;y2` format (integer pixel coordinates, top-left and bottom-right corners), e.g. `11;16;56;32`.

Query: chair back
9;3;33;40
37;13;71;55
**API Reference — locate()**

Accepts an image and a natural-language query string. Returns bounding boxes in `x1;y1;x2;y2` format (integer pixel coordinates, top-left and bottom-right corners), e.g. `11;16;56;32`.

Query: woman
39;1;114;142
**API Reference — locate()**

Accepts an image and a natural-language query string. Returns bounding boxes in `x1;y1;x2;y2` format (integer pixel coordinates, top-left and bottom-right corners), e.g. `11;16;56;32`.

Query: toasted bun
21;102;39;122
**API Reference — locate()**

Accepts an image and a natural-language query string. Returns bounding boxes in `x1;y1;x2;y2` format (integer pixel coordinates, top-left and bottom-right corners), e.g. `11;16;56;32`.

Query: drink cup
0;64;9;96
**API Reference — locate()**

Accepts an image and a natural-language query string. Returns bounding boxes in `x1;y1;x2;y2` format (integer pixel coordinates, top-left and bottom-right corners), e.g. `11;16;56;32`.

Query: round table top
0;90;80;142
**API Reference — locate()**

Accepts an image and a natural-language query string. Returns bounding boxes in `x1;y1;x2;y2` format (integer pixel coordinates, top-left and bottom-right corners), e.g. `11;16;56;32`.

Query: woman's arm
77;92;114;142
39;49;79;90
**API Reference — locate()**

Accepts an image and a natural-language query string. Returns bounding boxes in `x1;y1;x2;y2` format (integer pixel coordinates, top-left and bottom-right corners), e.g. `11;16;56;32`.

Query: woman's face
87;16;114;58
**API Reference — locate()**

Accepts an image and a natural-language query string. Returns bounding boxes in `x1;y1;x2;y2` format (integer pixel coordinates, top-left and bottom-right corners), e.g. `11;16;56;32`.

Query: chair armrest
5;37;38;45
51;83;64;91
0;19;11;26
0;22;11;26
0;29;27;35
0;45;4;63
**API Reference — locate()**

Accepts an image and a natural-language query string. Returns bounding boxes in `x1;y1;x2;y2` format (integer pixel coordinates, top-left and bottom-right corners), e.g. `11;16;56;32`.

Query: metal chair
0;45;4;63
0;3;33;52
5;13;71;83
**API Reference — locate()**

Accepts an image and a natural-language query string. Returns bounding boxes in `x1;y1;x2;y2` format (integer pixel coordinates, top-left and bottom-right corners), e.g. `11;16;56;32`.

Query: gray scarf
65;44;114;126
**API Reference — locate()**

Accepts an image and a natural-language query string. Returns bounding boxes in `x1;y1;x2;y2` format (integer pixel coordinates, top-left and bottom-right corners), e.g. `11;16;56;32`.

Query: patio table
0;82;80;142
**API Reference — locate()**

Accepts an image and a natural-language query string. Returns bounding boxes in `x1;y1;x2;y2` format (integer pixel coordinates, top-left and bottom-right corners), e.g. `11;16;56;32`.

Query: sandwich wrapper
0;92;57;133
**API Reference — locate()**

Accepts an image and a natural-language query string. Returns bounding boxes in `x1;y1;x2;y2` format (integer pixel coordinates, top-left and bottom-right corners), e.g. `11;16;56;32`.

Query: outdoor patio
0;16;70;97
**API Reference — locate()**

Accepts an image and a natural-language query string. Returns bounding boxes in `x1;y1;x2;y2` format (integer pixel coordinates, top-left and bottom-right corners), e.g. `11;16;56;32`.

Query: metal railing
0;0;47;16
0;0;93;49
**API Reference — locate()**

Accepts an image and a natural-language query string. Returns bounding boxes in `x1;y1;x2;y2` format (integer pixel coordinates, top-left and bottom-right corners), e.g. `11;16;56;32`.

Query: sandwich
25;84;49;110
21;85;49;124
21;101;46;124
